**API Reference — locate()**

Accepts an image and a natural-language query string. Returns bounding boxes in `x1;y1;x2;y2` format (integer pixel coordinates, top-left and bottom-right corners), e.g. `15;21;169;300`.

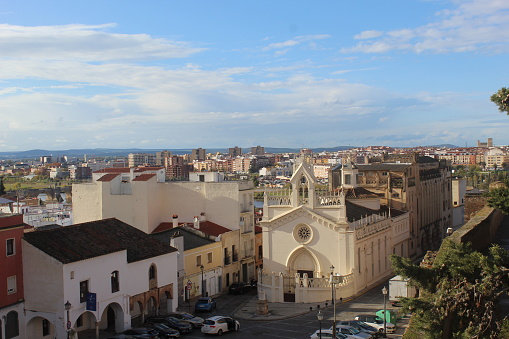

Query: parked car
310;329;349;338
107;335;137;339
330;325;373;339
228;282;251;295
201;315;240;335
195;297;217;312
166;312;204;328
354;315;395;334
123;327;160;339
145;316;192;334
336;321;379;337
148;323;181;338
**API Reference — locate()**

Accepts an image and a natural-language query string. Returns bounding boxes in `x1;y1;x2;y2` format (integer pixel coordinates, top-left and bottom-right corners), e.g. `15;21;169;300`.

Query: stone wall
449;206;504;251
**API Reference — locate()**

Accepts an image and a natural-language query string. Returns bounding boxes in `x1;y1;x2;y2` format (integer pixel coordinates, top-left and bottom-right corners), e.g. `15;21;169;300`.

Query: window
6;239;14;256
149;265;157;280
111;271;120;293
196;255;202;266
42;319;50;336
79;280;89;303
7;276;16;294
207;252;212;263
258;245;263;259
344;174;351;185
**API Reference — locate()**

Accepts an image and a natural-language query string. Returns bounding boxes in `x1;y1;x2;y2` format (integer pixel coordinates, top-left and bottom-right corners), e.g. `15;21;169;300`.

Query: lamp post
64;300;72;339
382;286;388;338
200;265;205;297
330;265;336;339
317;310;323;339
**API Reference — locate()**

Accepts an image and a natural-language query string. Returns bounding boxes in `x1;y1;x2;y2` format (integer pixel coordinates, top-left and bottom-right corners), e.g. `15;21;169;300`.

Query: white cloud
341;0;509;54
354;30;383;40
0;24;205;61
263;34;331;51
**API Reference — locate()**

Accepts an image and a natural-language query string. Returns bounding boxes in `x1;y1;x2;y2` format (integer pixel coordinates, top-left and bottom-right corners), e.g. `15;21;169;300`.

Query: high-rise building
190;148;206;161
229;146;242;158
128;153;156;167
156;150;172;166
251;145;265;155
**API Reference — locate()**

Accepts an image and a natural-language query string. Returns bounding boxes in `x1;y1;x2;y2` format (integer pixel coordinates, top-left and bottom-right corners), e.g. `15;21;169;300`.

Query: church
258;158;410;303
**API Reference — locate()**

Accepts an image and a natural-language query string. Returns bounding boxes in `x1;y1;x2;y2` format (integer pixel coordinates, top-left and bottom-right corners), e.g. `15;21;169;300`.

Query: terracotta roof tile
134;167;164;172
187;220;232;237
132;173;156;181
97;173;120;182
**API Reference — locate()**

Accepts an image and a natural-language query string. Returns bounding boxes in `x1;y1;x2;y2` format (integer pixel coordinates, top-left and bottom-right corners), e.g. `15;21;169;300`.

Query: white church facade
259;159;410;303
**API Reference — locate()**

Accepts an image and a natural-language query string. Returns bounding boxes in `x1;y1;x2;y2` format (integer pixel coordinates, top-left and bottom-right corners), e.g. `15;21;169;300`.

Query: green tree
491;87;509;115
390;239;509;338
487;186;509;214
0;177;5;195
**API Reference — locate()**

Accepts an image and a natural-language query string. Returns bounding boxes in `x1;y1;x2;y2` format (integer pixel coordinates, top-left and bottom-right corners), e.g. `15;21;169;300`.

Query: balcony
224;256;231;265
232;251;239;262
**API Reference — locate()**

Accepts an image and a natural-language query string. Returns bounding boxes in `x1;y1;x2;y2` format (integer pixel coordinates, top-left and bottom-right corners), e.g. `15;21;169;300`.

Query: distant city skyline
1;0;509;151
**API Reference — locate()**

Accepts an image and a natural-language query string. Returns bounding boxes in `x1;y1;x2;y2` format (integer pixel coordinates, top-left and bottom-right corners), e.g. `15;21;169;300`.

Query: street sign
186;280;193;290
67;320;71;329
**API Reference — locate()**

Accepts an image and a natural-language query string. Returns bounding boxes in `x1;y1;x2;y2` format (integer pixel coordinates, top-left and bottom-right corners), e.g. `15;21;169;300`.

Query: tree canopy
0;177;5;196
491;87;509;115
390;239;509;338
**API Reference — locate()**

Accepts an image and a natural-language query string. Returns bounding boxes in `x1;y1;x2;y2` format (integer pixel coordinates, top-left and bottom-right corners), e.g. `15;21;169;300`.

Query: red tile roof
132;173;156;181
97;173;120;182
188;221;232;237
134;167;164;172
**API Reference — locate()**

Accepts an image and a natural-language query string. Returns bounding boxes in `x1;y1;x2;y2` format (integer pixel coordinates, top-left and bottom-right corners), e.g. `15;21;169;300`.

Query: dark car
337;320;379;337
149;323;180;338
123;327;160;339
166;312;204;328
146;316;192;334
194;297;217;312
228;282;251;295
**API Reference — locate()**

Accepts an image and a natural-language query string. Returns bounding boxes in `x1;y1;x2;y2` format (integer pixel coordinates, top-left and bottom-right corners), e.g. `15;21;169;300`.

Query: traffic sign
186;280;193;290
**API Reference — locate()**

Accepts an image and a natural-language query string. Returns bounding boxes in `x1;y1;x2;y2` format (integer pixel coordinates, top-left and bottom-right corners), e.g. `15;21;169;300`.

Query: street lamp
317;310;323;339
64;300;72;339
330;265;336;339
200;265;205;297
382;286;388;338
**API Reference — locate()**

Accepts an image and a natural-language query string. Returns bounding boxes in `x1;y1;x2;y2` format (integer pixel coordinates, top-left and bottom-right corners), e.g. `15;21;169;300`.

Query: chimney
194;216;200;229
172;214;178;228
200;212;206;222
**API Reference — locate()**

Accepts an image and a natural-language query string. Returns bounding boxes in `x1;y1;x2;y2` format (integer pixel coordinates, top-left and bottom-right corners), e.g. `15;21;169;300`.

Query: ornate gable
261;205;348;232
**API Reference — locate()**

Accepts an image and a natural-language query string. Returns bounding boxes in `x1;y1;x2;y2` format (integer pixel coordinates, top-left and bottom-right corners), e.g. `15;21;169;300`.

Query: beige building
331;153;452;258
128;153;156;168
72;169;257;287
259;159;409;303
484;148;509;170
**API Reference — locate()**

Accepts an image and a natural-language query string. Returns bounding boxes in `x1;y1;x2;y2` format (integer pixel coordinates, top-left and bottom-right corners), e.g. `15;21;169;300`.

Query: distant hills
0;144;461;160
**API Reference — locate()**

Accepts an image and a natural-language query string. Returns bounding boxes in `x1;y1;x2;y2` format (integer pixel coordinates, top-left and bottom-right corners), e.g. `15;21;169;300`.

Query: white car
354;315;396;334
201;315;240;335
310;329;349;338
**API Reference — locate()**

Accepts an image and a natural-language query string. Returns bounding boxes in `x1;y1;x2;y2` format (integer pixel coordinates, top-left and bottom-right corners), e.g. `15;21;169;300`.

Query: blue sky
1;0;509;151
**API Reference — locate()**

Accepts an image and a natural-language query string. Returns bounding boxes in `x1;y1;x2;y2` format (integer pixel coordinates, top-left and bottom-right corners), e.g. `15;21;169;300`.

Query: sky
1;0;509;151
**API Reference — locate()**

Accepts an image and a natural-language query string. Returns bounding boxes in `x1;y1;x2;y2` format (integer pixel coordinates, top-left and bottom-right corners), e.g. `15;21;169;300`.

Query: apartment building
128;153;156;168
0;214;26;339
330;153;453;258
